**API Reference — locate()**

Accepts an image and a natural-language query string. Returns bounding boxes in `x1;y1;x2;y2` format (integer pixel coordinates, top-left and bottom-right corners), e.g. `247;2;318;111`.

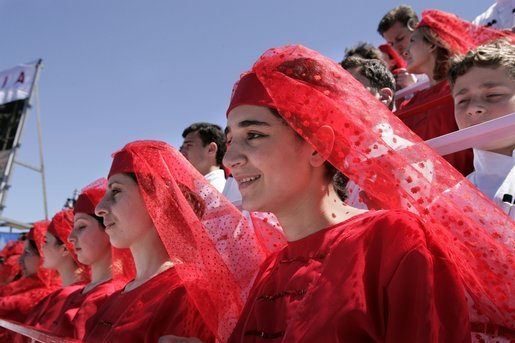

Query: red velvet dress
50;279;124;340
229;210;471;343
0;275;58;323
395;81;474;177
13;282;85;342
83;267;215;343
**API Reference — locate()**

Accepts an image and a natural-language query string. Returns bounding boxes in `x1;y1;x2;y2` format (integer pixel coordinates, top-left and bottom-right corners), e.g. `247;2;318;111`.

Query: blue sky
1;0;492;225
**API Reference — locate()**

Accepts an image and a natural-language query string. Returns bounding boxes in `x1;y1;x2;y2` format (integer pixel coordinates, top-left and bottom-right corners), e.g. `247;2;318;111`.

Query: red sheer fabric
84;268;214;343
229;45;514;329
395;81;474;176
417;9;515;55
104;141;279;341
230;210;470;342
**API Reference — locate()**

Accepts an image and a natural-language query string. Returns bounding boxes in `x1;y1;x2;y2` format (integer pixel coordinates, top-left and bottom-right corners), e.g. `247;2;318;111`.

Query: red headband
74;186;106;216
226;72;276;117
108;149;135;179
47;210;75;244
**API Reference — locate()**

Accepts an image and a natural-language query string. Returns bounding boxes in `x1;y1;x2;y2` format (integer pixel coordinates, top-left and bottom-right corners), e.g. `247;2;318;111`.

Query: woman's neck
57;259;82;287
125;228;172;292
275;184;366;242
84;251;113;293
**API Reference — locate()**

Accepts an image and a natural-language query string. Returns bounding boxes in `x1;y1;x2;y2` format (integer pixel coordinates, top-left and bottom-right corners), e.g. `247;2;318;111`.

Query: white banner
0;60;40;106
425;113;515;155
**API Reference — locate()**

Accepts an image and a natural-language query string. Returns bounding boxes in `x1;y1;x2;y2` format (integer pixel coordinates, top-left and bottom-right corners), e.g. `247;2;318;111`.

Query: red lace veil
47;210;89;282
74;178;135;282
106;141;275;341
417;9;515;55
227;45;514;328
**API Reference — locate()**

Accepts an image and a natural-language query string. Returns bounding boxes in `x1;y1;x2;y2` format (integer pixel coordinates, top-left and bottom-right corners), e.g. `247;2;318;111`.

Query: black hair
182;122;227;166
341;56;396;109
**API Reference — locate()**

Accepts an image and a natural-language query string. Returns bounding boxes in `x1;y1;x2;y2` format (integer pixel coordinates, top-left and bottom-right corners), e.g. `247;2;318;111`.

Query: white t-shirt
473;0;515;30
204;169;226;193
467;149;515;219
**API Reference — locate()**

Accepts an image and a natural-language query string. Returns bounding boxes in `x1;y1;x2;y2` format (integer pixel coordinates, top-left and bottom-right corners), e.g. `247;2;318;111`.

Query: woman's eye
487;94;503;99
247;132;265;140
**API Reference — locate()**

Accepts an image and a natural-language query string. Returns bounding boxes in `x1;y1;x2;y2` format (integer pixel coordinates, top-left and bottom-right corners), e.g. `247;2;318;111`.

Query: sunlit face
224;105;315;214
453;66;515;152
41;233;66;270
69;213;111;265
95;173;156;249
19;240;40;277
383;21;413;56
180;131;211;175
405;29;434;75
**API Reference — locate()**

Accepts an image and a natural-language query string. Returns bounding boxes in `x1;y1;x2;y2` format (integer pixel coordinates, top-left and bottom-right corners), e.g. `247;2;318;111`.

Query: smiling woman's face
224;105;315;214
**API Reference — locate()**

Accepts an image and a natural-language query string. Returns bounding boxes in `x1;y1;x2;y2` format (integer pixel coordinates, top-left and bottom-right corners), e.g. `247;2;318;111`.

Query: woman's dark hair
28;239;40;256
416;26;452;82
126;172;138;183
93;215;105;228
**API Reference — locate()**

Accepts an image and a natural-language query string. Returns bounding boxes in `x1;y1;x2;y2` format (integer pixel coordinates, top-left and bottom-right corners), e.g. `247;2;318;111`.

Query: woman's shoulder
333;209;430;254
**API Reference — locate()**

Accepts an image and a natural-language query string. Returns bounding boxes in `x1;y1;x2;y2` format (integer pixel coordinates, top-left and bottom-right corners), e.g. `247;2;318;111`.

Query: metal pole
33;62;48;220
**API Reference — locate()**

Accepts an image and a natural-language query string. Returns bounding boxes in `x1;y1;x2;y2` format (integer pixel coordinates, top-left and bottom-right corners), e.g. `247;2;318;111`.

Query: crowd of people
0;3;514;343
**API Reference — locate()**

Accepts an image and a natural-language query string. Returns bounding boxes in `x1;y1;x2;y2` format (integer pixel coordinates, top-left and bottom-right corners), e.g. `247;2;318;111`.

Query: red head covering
227;44;514;329
75;178;135;282
0;239;23;258
0;240;24;283
378;43;407;72
417;9;515;55
106;140;279;341
74;180;107;216
47;210;89;282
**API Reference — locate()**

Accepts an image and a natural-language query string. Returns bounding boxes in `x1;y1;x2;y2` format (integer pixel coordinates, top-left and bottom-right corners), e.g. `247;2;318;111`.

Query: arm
385;247;470;343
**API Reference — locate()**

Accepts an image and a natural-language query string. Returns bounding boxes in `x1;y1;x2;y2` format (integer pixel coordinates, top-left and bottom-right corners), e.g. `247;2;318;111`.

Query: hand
158;336;203;343
393;69;417;89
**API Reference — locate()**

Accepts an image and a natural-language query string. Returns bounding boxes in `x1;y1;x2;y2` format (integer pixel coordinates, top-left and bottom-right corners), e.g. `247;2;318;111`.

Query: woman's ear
61;246;70;257
309;125;335;167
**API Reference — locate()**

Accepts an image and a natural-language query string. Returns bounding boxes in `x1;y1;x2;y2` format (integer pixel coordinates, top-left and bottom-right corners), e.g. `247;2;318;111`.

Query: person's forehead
227;106;276;129
454;66;515;94
385;21;409;36
184;131;202;142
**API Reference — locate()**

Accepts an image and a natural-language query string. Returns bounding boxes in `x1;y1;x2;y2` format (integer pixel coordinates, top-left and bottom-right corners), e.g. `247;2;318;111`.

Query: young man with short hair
449;39;515;219
180;122;227;192
377;5;419;89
